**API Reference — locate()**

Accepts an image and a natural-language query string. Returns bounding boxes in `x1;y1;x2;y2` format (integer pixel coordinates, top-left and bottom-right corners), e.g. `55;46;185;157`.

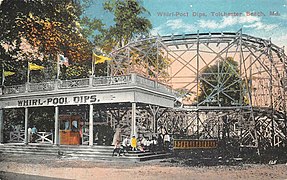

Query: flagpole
1;61;4;86
107;60;110;76
91;51;95;77
56;54;60;80
27;61;30;84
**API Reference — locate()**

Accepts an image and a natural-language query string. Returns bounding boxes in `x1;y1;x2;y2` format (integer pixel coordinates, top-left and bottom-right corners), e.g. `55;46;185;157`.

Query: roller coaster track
111;30;287;150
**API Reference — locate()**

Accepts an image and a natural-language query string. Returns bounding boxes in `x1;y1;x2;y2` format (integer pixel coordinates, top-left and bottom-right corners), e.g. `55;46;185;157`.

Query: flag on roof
92;53;112;64
59;54;69;66
28;62;44;71
4;71;15;77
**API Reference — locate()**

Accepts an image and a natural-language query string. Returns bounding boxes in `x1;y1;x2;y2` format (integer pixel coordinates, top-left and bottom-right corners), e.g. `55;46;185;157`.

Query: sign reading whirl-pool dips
0;93;134;108
17;95;99;107
0;90;175;109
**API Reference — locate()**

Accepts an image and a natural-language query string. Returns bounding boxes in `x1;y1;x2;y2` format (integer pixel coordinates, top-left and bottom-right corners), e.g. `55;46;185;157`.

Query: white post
26;62;30;93
131;102;137;137
0;109;3;143
89;104;94;146
1;62;4;86
24;107;28;145
27;62;30;84
56;54;60;80
91;53;95;76
54;106;59;145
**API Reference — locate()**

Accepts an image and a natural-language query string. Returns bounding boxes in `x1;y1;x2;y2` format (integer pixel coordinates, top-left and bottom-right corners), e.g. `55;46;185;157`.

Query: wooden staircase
0;143;170;161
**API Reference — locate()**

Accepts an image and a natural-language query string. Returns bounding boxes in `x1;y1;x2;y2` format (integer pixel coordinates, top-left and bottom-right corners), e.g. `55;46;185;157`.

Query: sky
86;0;287;48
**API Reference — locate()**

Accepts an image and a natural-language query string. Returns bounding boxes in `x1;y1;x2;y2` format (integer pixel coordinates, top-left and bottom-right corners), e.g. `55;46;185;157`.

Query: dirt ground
0;155;287;180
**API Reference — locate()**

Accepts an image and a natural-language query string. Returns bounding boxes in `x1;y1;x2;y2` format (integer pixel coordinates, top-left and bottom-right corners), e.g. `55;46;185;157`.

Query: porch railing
35;132;53;144
93;74;132;86
82;132;89;145
59;78;90;89
29;82;56;92
9;131;25;142
3;85;26;94
3;73;174;95
8;131;54;144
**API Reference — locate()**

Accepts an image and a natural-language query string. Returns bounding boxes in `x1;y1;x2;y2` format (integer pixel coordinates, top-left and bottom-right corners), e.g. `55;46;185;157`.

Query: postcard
0;0;286;179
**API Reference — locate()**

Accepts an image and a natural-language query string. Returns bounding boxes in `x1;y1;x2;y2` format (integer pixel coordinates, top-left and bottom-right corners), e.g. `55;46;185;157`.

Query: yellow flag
4;71;15;77
28;12;34;19
29;63;44;70
93;53;112;64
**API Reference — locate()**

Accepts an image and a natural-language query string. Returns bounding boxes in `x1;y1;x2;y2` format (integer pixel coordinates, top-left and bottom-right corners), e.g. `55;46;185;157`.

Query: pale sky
86;0;287;49
145;0;287;48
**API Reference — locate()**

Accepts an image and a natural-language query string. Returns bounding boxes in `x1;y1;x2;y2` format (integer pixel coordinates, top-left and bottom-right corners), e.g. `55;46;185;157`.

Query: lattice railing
29;82;56;92
135;75;155;88
82;132;89;145
2;74;174;95
59;78;90;89
3;85;26;94
35;132;53;144
93;75;132;86
9;131;25;142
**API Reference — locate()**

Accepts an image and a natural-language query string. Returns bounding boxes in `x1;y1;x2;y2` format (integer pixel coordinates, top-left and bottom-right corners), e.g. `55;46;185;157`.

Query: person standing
31;125;37;143
163;133;171;152
150;136;157;152
159;126;166;137
122;136;129;155
131;135;137;151
27;127;32;143
157;134;163;151
112;140;121;157
112;124;121;146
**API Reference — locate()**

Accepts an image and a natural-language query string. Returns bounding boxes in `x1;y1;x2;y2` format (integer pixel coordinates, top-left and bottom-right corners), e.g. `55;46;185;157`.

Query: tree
97;1;171;79
1;1;78;55
0;0;156;82
197;57;244;106
0;0;104;83
97;0;152;51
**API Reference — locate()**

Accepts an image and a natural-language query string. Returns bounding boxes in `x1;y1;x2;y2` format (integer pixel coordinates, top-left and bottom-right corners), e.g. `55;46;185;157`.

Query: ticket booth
59;115;81;145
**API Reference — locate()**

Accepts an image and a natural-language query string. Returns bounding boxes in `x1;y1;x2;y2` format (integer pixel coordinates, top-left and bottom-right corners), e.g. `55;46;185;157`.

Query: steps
0;143;170;161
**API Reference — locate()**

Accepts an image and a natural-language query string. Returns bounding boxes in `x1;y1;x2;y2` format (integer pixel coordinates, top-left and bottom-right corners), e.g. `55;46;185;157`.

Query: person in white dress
112;125;121;146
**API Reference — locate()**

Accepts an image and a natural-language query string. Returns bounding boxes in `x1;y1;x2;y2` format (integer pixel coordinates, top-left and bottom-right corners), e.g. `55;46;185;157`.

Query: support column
24;107;28;145
0;109;3;143
89;104;94;146
131;102;137;137
54;106;59;145
149;105;159;136
196;110;200;139
153;113;156;134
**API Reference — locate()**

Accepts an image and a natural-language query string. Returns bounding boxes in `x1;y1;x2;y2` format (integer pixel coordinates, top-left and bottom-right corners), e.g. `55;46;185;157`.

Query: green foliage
60;64;90;79
0;0;153;84
198;57;244;106
0;0;102;84
1;60;26;85
80;16;104;40
0;0;83;54
99;0;152;50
